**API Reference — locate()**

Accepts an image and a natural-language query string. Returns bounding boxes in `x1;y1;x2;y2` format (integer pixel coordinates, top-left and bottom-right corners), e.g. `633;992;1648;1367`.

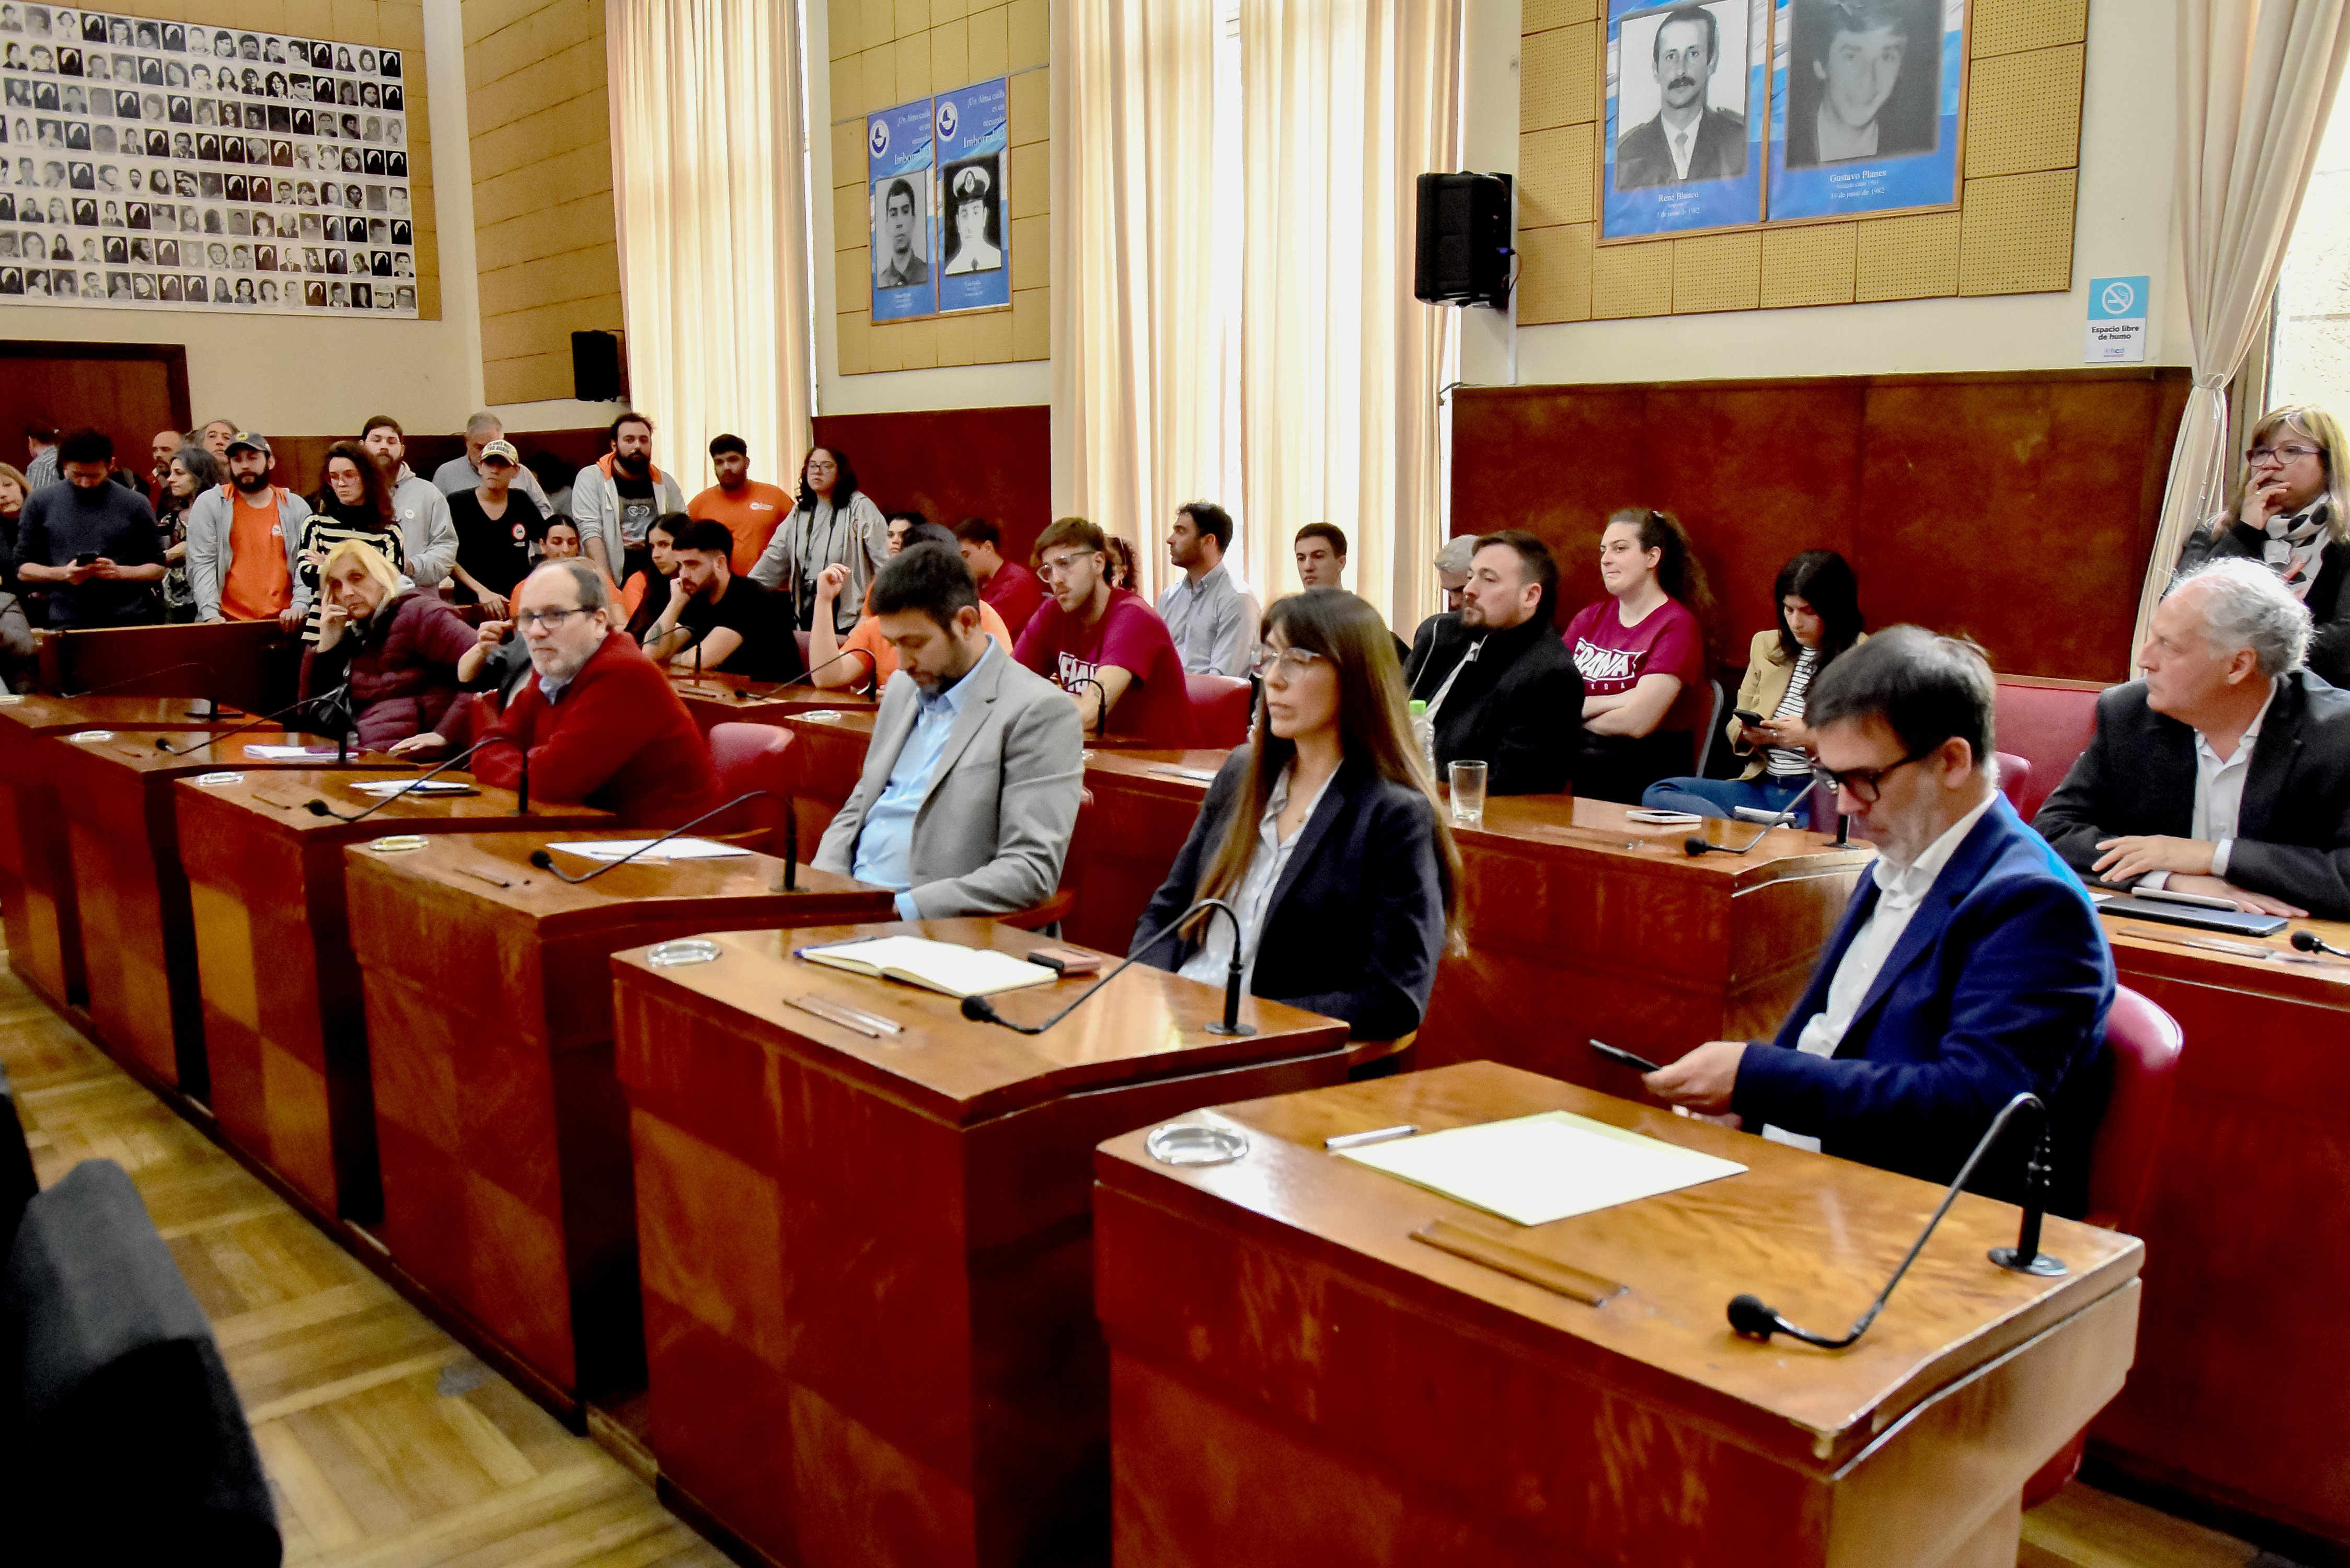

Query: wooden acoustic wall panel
828;0;1050;376
1449;368;2190;682
1515;0;2088;322
812;403;1052;562
463;0;624;405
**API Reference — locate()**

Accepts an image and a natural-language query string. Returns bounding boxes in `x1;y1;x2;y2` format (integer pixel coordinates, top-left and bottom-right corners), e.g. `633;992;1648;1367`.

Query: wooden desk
47;730;388;1097
669;672;878;735
344;831;895;1415
0;695;246;1010
611;918;1351;1568
174;771;610;1225
1096;1061;2142;1567
1060;748;1237;954
2085;911;2350;1549
32;617;291;713
778;708;881;849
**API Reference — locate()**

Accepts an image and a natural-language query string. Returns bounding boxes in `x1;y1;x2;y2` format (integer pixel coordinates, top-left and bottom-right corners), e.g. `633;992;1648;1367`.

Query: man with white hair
430;410;549;515
2035;558;2350;918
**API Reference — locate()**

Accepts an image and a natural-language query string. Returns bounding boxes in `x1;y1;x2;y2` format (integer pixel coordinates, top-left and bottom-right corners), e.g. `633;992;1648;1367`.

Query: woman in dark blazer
1132;589;1460;1042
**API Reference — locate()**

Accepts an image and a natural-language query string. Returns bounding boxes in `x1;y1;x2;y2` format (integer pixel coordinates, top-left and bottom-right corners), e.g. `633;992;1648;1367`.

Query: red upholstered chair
1993;678;2103;821
794;630;813;667
1187;673;1255;749
705;722;798;857
998;788;1096;932
2022;984;2186;1508
1992;751;2032;815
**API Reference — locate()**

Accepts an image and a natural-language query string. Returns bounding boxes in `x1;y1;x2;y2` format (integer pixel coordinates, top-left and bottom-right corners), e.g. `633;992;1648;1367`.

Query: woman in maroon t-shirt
1559;508;1714;802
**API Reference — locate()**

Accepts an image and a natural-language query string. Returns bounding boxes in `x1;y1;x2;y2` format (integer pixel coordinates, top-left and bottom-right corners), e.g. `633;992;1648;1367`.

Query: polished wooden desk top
171;768;609;837
615;917;1350;1125
1098;1060;2138;1462
670;672;880;716
342;828;890;933
2099;909;2350;1001
0;695;249;733
49;729;401;779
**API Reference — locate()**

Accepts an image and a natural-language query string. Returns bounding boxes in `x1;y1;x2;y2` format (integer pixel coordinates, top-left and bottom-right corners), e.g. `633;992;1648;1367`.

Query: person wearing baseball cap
186;429;310;625
445;436;535;619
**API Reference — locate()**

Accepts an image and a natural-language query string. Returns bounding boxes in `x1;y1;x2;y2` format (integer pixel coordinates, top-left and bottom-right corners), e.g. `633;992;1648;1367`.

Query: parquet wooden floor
0;967;730;1568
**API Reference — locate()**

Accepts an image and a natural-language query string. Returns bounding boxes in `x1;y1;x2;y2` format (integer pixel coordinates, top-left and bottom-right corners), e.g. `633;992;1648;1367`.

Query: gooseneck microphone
156;682;350;756
304;734;531;823
527;790;800;890
960;898;1253;1038
1069;676;1110;739
747;645;878;702
2291;929;2350;959
1726;1092;2062;1351
67;660;221;715
1685;773;1828;858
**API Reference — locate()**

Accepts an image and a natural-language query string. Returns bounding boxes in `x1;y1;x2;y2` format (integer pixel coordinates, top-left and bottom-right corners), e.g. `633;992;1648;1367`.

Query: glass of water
1448;759;1488;828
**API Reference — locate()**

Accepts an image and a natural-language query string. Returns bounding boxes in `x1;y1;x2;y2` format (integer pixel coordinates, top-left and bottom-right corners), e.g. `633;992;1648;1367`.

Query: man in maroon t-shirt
1013;516;1199;746
952;515;1046;637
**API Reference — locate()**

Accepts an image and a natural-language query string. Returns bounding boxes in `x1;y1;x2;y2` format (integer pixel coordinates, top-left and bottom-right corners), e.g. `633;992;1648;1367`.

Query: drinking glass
1448;759;1487;828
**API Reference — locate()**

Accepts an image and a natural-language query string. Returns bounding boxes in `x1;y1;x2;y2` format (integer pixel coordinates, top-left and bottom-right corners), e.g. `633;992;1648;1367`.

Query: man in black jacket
1403;529;1582;794
2035;559;2350;919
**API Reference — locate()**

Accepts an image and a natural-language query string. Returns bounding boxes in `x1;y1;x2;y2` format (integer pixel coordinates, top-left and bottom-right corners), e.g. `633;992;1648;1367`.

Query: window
2271;89;2350;412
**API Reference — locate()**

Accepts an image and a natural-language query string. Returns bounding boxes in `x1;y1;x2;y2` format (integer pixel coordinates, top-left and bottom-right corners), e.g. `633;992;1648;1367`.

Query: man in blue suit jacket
1646;628;2114;1210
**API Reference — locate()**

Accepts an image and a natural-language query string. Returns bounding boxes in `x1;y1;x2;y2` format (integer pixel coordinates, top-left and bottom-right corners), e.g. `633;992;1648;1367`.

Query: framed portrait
867;94;934;321
1601;0;1768;241
933;76;1010;314
1766;0;1965;222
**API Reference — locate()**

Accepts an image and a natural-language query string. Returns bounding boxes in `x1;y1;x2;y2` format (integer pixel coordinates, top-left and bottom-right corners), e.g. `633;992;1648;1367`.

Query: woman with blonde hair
2184;405;2349;685
1132;588;1460;1043
299;537;477;750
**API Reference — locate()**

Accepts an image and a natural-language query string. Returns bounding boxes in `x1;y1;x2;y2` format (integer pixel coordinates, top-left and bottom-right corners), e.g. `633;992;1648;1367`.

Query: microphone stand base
1205;1023;1257;1037
1987;1247;2067;1277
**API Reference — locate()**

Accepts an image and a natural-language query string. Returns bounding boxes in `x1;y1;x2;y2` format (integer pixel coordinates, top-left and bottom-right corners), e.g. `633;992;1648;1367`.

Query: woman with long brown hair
1562;505;1715;802
294;440;407;642
1131;588;1460;1042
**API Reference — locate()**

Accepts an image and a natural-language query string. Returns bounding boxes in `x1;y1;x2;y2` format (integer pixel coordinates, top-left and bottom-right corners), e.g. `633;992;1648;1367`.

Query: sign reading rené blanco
2085;275;2149;364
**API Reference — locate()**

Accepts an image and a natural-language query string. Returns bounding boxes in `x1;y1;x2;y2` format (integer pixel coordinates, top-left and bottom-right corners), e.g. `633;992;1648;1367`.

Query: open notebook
796;936;1058;999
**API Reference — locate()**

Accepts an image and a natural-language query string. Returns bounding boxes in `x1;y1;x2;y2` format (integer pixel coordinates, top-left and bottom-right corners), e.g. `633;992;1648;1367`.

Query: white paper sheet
348;779;475;797
1339;1111;1747;1227
245;744;341;759
544;838;751;862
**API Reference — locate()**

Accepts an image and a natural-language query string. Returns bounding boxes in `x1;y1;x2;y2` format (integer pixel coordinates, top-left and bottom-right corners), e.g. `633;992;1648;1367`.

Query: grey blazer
814;645;1086;917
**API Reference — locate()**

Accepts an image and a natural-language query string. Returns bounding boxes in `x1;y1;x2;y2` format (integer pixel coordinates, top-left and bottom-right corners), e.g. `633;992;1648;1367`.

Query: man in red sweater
473;560;719;826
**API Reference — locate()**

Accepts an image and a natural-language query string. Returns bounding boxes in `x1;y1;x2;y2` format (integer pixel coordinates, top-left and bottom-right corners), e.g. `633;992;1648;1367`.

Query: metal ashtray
647;938;724;967
192;771;244;787
367;835;428;855
1145;1122;1249;1168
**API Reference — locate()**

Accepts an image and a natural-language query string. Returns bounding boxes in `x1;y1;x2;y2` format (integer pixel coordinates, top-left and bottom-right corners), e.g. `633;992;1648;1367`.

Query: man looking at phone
14;426;166;626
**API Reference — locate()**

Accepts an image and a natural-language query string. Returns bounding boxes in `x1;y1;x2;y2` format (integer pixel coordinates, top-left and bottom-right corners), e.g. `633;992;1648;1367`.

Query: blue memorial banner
867;95;935;322
1600;0;1768;241
1765;0;1963;223
932;76;1010;315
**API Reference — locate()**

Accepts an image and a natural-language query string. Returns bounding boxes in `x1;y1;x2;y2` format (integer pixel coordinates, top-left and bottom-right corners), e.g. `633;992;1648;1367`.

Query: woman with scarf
299;538;477;751
747;445;889;635
294;440;408;642
2181;406;2350;688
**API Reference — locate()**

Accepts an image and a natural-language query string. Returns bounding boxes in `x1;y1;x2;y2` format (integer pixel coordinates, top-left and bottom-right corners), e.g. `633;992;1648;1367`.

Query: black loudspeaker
1413;172;1514;310
571;330;626;403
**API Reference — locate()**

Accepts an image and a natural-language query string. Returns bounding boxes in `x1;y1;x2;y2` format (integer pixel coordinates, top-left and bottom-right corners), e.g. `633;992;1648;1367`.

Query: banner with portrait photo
1601;0;1767;241
867;95;934;322
1766;0;1963;222
0;4;417;316
932;76;1008;315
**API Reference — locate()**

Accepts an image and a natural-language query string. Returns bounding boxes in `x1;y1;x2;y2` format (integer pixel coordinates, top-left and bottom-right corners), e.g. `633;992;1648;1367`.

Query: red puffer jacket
300;590;480;750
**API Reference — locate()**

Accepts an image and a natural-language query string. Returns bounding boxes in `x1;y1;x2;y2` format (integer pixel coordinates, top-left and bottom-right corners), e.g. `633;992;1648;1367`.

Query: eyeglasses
1813;748;1933;804
514;607;590;631
1036;549;1097;579
2248;443;2323;466
1254;645;1328;678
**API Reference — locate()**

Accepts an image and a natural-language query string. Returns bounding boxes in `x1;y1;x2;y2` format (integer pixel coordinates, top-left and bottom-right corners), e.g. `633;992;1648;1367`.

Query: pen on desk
456;866;512;889
1324;1123;1419;1151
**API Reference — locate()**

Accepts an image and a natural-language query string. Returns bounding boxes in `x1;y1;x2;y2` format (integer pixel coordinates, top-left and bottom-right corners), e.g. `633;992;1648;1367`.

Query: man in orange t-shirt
686;433;793;577
200;431;305;626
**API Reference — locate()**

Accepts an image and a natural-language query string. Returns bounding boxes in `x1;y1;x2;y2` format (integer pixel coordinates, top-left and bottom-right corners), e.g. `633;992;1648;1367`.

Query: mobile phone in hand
1732;709;1767;728
74;551;99;567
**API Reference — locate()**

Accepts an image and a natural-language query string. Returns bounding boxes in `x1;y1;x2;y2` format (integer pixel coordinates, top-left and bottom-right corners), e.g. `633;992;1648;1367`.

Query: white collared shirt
1179;764;1336;996
1421;637;1480;727
2145;677;2277;889
1765;789;2000;1150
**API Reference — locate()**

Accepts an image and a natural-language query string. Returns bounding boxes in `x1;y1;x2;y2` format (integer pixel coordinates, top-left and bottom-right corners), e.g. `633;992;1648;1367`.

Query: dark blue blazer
1131;748;1449;1041
1732;795;2116;1210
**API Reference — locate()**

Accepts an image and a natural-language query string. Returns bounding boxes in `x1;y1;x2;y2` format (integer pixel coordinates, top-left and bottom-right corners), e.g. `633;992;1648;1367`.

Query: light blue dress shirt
854;641;996;917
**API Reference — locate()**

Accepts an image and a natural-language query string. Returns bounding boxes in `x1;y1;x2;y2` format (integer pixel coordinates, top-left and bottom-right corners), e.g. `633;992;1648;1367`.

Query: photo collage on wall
0;4;418;316
1601;0;1965;243
867;76;1010;323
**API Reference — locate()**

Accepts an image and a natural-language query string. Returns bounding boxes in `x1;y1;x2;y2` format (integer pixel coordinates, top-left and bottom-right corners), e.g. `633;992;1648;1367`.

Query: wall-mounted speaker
1414;172;1514;311
572;330;626;403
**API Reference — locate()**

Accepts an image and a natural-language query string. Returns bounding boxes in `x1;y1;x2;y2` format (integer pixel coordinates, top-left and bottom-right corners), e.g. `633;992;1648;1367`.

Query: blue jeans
1641;774;1811;821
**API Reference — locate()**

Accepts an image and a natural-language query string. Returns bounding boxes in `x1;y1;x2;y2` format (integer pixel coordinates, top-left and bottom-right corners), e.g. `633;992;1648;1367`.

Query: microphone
527;790;801;889
67;659;221;714
2291;929;2350;959
303;734;532;823
1685;773;1828;857
1726;1092;2063;1351
156;682;350;755
749;645;878;701
960;898;1253;1038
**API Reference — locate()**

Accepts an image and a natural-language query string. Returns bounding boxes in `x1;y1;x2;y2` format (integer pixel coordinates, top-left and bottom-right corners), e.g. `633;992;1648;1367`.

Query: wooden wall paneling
0;343;191;478
811;405;1052;564
263;425;613;498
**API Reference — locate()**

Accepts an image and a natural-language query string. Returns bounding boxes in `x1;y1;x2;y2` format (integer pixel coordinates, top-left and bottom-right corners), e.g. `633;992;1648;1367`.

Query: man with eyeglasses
2180;407;2350;689
1645;627;2115;1210
467;559;718;826
1013;515;1197;745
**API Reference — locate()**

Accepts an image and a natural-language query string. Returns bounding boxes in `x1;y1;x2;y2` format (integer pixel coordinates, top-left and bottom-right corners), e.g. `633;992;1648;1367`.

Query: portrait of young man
1781;0;1939;168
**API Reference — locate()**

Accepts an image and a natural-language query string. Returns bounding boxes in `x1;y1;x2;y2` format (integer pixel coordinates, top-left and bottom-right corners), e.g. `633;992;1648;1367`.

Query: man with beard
1401;529;1583;794
1616;4;1748;188
571;409;685;592
14;426;166;627
187;429;309;625
356;414;458;591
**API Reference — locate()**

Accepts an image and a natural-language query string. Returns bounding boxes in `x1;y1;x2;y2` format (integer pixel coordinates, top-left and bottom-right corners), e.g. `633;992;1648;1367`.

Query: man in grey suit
815;540;1085;918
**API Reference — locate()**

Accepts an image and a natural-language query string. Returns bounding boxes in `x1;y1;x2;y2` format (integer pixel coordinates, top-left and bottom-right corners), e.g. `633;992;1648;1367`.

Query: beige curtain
606;0;813;498
1051;0;1224;603
1240;0;1461;633
2134;0;2350;654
